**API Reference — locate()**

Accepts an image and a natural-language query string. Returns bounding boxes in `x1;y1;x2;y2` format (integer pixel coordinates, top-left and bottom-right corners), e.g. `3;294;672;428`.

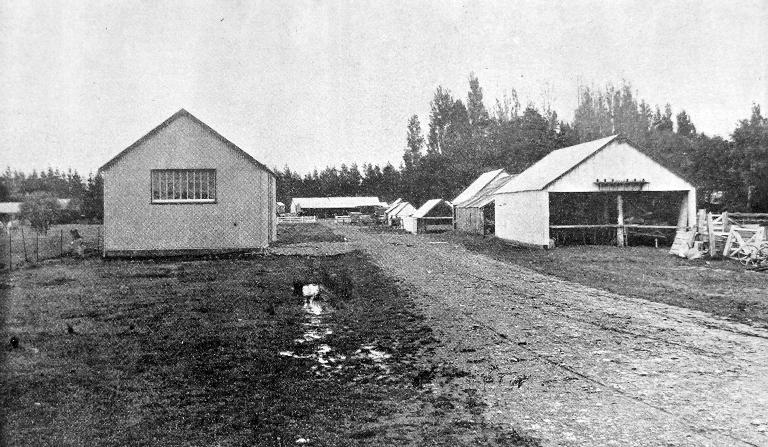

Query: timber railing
277;215;317;224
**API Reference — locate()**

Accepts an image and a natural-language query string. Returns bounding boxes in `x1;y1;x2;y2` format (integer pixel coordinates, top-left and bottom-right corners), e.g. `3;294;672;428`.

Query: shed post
678;189;696;230
616;194;625;247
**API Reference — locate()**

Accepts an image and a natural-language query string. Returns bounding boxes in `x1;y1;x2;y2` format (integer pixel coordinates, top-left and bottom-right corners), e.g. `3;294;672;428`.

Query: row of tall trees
0;168;104;222
4;76;767;214
276;76;767;212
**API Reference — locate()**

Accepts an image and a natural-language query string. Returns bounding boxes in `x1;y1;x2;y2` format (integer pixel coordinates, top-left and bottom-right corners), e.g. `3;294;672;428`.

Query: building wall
455;207;484;234
102;114;274;254
495;191;550;246
548;141;694;192
402;216;418;234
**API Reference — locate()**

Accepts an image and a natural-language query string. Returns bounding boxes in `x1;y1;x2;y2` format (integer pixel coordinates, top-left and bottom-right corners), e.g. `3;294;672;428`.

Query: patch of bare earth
1;224;536;446
331;223;768;446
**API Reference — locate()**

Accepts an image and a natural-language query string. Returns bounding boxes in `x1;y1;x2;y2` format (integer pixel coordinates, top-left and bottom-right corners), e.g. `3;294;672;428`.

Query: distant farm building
290;196;386;218
493;135;696;248
276;201;286;214
452;169;514;235
99;109;277;257
403;199;453;234
0;202;21;223
384;198;403;218
387;201;416;227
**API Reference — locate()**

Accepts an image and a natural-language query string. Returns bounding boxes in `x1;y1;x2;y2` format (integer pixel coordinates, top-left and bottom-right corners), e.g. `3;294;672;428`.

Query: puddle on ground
279;283;392;376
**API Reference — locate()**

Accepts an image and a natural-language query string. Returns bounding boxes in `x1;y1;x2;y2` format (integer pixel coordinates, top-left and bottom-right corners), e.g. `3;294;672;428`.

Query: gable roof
291;196;385;209
412;199;452;218
452;169;507;205
495;135;619;194
460;173;516;208
99;109;275;177
385;198;403;214
391;201;416;218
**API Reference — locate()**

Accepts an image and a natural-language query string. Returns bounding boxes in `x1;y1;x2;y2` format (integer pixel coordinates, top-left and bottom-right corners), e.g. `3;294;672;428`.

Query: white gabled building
493;135;696;247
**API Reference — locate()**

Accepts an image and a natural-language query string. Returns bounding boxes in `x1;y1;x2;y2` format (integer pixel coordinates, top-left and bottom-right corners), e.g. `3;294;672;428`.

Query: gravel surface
327;223;768;447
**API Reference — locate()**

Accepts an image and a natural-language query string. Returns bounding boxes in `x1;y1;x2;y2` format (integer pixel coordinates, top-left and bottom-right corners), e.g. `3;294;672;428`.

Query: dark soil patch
275;222;347;245
437;231;768;327
2;248;537;446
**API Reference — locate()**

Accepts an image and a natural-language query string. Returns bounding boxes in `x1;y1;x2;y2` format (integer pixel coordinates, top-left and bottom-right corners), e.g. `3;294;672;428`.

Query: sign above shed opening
594;178;648;191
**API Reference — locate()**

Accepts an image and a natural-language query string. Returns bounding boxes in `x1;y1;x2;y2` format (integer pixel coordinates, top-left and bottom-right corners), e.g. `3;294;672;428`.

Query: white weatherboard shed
403;199;453;234
388;201;416;227
452;169;513;234
99;109;277;257
493;135;696;247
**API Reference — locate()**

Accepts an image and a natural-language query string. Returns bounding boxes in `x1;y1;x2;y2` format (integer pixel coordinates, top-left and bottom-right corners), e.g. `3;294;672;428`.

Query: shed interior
549;191;687;246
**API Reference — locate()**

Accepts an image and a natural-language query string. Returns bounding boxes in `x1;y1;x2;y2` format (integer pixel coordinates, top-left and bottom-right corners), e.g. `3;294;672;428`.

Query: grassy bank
437;231;768;327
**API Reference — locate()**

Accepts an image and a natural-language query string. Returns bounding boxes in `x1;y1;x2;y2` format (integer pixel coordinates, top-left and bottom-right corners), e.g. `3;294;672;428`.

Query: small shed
493;135;696;248
99;109;277;257
384;198;403;219
290;196;386;218
452;169;514;235
403;199;453;234
276;201;286;214
388;201;416;227
0;202;22;223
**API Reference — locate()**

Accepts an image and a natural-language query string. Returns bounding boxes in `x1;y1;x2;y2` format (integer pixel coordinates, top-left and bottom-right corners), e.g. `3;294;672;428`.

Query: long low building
290;196;387;217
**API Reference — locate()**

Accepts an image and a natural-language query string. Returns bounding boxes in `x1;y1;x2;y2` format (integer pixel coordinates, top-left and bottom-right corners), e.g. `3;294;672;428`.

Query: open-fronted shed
452;169;514;234
403;199;453;234
493;135;696;248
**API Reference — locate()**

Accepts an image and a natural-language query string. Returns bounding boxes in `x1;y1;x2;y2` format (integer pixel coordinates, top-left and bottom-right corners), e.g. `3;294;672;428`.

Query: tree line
3;75;767;216
0;168;104;224
278;76;767;212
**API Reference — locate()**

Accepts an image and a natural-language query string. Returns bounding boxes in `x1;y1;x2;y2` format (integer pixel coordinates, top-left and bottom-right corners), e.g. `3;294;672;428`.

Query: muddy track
324;224;768;446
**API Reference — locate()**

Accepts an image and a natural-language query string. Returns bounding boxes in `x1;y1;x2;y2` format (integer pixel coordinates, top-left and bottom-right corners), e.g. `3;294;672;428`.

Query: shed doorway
549;191;687;247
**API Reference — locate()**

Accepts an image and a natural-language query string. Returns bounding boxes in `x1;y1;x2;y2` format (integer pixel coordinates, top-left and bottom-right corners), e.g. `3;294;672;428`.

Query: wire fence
1;224;103;271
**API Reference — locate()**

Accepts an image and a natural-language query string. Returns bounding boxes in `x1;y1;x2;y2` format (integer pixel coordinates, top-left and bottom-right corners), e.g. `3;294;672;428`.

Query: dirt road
323;223;768;446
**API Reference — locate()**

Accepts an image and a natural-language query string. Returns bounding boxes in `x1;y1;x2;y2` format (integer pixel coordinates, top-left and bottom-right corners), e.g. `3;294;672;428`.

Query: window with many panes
151;169;216;203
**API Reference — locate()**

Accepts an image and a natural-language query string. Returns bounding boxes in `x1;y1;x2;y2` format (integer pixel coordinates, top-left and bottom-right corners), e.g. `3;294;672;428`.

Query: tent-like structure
452;169;514;234
493;135;696;248
403;199;453;234
387;201;416;227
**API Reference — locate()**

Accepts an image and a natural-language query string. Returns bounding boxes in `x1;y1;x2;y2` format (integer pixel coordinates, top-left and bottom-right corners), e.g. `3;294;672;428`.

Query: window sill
151;199;217;205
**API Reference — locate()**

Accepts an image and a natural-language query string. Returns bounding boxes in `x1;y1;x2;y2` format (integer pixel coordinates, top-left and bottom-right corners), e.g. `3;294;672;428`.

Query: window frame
150;169;217;204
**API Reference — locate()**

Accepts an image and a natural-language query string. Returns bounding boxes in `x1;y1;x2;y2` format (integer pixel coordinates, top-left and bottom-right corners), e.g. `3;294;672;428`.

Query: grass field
1;224;536;446
0;224;102;269
437;231;768;327
275;222;346;245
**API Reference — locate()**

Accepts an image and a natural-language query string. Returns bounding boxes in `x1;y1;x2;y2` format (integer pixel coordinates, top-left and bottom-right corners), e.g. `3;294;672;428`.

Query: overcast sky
1;0;766;176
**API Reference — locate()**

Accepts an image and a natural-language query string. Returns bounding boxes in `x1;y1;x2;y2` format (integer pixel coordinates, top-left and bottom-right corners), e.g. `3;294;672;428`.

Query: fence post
21;227;28;262
7;231;11;271
35;231;39;263
60;229;63;256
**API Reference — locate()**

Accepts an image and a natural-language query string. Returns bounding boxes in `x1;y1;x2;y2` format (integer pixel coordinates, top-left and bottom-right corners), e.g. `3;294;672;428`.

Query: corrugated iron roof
495;135;619;194
392;202;416;218
291;196;385;209
452;169;507;205
412;199;451;218
459;174;516;208
385;198;403;214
